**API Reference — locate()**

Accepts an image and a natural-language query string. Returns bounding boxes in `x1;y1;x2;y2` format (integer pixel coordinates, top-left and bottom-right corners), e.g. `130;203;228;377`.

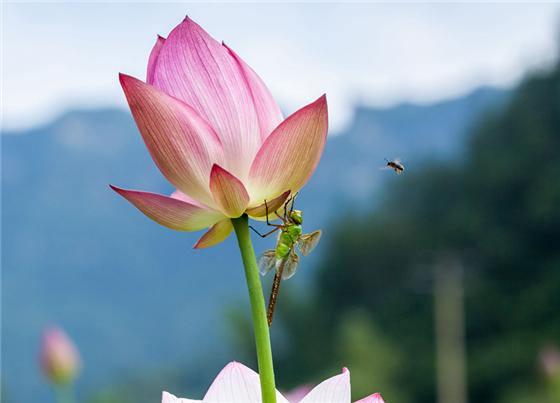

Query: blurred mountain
1;86;508;401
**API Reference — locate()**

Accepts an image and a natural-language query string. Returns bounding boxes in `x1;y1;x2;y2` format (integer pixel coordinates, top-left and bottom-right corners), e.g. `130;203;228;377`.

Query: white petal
299;368;351;403
203;362;289;403
162;391;201;403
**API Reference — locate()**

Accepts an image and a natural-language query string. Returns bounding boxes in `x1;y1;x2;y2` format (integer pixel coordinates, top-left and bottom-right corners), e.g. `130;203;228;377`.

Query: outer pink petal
147;35;166;85
193;219;233;249
209;165;250;218
203;362;289;403
299;368;351;403
120;73;223;206
248;95;328;203
111;185;224;231
354;393;385;403
162;391;200;403
223;43;283;141
153;17;261;177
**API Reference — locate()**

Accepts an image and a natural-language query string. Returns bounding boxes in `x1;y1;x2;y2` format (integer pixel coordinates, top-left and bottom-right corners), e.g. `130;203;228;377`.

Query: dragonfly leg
264;199;284;224
273;209;287;225
289;192;299;214
249;225;281;238
282;196;292;221
264;200;282;225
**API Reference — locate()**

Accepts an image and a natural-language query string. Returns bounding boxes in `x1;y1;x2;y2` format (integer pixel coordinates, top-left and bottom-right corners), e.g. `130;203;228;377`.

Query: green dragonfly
250;195;321;326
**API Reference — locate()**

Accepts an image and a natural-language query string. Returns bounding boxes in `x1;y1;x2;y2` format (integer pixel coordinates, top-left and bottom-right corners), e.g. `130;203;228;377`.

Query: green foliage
335;311;408;402
273;64;560;402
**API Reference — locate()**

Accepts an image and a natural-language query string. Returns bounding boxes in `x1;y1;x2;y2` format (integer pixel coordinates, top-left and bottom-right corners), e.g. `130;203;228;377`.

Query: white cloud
2;2;559;132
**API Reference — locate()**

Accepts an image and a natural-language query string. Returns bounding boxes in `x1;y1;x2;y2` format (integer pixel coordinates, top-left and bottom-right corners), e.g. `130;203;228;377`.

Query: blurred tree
268;62;560;403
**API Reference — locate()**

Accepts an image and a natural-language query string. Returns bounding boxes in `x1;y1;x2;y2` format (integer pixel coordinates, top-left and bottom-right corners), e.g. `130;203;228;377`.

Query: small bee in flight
384;158;405;174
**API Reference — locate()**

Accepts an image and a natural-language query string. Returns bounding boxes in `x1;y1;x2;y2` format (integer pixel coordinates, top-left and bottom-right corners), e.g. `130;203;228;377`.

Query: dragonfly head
289;210;303;225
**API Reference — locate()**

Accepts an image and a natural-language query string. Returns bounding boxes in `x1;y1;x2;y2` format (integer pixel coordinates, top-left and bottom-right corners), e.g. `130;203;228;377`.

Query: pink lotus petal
209;165;250;218
171;189;206;208
194;219;233;249
355;393;385;403
246;190;291;219
223;43;283;141
203;362;289;403
153;17;261;177
248;95;328;203
120;73;224;207
299;368;350;403
111;185;224;231
162;391;200;403
147;35;166;85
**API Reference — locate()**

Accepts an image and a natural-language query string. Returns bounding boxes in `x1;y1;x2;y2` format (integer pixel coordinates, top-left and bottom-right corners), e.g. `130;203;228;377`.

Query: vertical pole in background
434;256;468;403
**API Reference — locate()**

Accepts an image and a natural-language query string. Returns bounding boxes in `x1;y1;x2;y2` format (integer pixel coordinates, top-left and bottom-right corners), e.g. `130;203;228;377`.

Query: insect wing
297;230;322;256
258;250;277;276
280;250;300;280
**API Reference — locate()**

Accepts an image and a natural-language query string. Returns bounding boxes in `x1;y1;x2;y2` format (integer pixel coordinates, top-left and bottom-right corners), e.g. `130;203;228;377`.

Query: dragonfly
250;195;322;326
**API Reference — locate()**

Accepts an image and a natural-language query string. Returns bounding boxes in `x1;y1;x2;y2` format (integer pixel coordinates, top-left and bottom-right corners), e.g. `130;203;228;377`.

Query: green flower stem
232;214;276;403
54;384;75;403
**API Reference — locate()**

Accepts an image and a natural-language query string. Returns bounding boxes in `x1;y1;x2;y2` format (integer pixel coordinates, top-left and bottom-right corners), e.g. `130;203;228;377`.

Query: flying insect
384;158;405;174
250;195;321;326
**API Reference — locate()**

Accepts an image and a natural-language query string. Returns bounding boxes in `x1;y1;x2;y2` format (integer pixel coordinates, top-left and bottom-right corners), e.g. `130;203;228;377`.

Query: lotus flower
162;362;384;403
40;327;80;386
111;17;328;248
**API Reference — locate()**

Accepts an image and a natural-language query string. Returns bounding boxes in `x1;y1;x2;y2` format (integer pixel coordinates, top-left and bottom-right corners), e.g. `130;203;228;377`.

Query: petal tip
109;184;123;194
118;73;138;90
314;94;328;111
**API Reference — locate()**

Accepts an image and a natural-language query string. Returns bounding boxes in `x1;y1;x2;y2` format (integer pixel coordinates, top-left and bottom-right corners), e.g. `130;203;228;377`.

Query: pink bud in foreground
540;344;560;378
40;327;80;385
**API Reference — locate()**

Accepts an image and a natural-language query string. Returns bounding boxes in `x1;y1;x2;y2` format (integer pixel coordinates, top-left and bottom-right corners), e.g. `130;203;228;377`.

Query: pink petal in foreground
248;95;328;202
223;43;283;141
111;185;224;231
203;362;289;403
120;73;223;207
299;368;350;403
194;219;233;249
162;391;200;403
355;393;385;403
147;35;166;85
209;165;250;218
153;17;261;177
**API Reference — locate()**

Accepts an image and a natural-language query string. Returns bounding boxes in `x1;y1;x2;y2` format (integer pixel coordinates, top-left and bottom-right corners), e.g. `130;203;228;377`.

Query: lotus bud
540;345;560;378
40;327;80;385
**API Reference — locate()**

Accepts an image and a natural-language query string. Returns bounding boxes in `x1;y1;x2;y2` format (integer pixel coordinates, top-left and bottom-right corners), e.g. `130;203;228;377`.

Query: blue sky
2;2;559;132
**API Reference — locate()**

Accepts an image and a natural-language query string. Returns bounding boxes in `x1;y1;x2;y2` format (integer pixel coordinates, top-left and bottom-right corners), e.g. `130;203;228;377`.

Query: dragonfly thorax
275;224;302;259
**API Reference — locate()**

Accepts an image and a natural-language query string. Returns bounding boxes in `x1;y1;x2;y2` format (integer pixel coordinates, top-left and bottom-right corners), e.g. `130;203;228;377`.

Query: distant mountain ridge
1;86;509;401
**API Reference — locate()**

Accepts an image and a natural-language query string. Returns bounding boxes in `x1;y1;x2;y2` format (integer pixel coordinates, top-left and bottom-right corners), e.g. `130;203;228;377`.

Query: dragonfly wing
258;250;277;276
280;250;300;280
297;230;322;256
